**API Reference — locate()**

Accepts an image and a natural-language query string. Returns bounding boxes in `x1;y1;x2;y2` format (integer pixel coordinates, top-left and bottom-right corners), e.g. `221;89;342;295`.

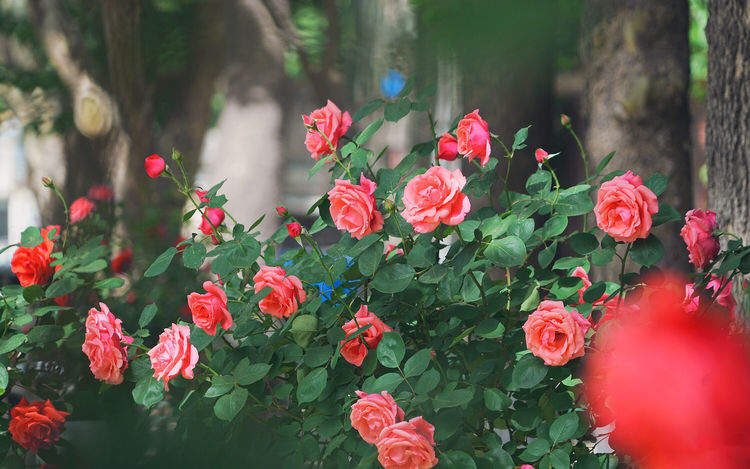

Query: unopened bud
42;177;54;188
560;114;571;128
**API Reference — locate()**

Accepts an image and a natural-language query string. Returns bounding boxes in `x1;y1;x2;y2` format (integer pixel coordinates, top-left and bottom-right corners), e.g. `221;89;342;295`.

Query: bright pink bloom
148;323;199;391
187;281;233;335
286;222;302;238
402;166;470;233
303;100;352;161
680;209;719;270
594;171;658;243
252;266;306;318
327;175;384;239
437;133;458;161
535;148;549;163
376;416;438;469
350;390;404;444
683;276;737;320
81;302;133;385
69;197;95;224
456;109;491;166
144;154;166;178
199;208;225;235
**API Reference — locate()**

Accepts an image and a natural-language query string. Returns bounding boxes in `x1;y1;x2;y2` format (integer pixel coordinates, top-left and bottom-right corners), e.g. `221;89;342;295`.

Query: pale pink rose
199;207;225;235
683;276;737;319
69;197;95;224
437;133;458;161
350;390;405;444
376;416;438;469
81;302;133;385
148;323;199;391
523;300;590;366
594;171;658;243
327;175;384;239
252;266;306;318
340;305;392;367
456;109;491;166
303;100;352;161
535;148;549;163
401;166;471;233
187;281;233;335
680;209;720;270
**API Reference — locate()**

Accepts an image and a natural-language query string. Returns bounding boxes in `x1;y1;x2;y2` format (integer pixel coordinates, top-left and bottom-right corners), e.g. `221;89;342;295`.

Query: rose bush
1;83;749;468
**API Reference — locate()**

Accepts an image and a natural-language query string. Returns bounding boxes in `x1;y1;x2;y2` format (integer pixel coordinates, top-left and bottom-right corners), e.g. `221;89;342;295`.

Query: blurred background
0;0;708;274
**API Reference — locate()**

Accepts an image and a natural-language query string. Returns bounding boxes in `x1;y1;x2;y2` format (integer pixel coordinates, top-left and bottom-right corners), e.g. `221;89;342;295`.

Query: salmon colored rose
340;305;392;367
456;109;491;166
187;281;233;335
437;133;458;161
69;197;95;224
350;390;405;444
680;209;719;270
303;100;352;161
87;184;114;201
199;207;225;235
594;171;658;243
81;302;133;385
327;175;384;239
9;398;69;453
376;416;439;469
148;323;199;391
401;166;471;233
145;154;166;178
252;266;306;318
10;226;57;287
523;300;590;366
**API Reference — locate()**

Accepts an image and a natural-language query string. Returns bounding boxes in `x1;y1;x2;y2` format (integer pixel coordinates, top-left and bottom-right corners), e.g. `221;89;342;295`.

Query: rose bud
144;154;166;178
286;222;302;238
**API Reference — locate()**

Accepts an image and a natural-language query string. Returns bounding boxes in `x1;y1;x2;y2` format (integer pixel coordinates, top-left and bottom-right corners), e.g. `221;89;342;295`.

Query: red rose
69;197;95;224
276;206;288;217
144;154;166;178
10;226;56;287
111;248;133;273
437;133;458;161
9;398;69;453
286;222;302;238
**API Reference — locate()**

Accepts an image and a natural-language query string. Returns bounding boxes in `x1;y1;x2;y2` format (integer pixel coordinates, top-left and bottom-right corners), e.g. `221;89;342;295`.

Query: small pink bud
144;154;166;178
276;206;288;217
286;222;302;238
535;148;549;164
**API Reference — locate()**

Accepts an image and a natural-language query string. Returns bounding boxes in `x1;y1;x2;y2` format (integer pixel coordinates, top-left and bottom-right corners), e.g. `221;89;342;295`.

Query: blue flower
380;69;406;99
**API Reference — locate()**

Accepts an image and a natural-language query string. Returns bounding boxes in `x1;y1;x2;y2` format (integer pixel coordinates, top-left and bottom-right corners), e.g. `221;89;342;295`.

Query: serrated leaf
234;360;271;386
132;377;165;408
20;227;43;247
27;325;64;343
645;173;668;196
308;156;330;178
512;125;531;151
182;242;207;270
414;368;440;394
205;375;234;398
512;354;547;389
549;412;580;443
475;319;505;338
45;276;81;298
371;264;415;293
485;236;526;268
484;388;511;411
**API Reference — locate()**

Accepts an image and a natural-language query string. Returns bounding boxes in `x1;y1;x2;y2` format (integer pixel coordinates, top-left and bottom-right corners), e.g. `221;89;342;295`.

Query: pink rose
594;171;658;243
437;133;458;161
535;148;549;163
87;184;114;201
680;209;719;270
303;100;352;161
199;207;225;235
187;281;233;335
456;109;491;166
144;154;166;178
376;416;438;469
571;266;605;306
252;266;306;318
287;222;302;237
148;323;199;391
520;466;534;469
340;305;392;367
523;300;590;366
350;390;405;444
683;276;737;319
327;175;384;239
401;166;471;233
195;189;210;203
385;244;404;258
81;302;133;385
276;206;288;217
69;197;95;224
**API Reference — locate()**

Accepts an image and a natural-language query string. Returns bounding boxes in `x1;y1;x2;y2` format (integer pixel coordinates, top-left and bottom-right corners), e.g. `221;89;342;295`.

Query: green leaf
205;375;234;398
549;449;571;469
74;259;108;273
583;281;607;303
475;319;505;338
0;365;7;393
132;377;165;408
432;388;474;408
371;264;415;293
214;387;248;421
352;98;384;122
526;170;552;195
520;287;541;311
414;368;440;394
403;349;432;377
549;412;580;443
358;242;383;277
291;314;318;349
189;325;215;352
182;242;207;270
484;388;511;411
543;215;568;238
591;247;615;266
351;148;371;168
512;125;531;151
234;359;271;386
440;451;477;469
569;233;599;255
519;438;550;462
20;227;43;247
552;257;586;271
377;332;405;368
512;354;548;389
419;264;448;284
555;193;594;216
139;304;158;328
367;372;403;393
27;325;64;344
95;277;125;290
144;247;178;277
630;234;664;266
645;173;668;196
595;151;616;175
23;285;44;303
304;345;333;368
308;156;330;178
45;276;81;298
384;98;411;122
652;203;682;226
538;241;557;268
355;118;384;146
485;236;526;267
484;448;514;469
0;334;27;354
297;368;327;403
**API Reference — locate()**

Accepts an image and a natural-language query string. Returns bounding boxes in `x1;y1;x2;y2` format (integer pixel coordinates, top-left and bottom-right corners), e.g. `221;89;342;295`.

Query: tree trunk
582;0;692;278
705;0;750;239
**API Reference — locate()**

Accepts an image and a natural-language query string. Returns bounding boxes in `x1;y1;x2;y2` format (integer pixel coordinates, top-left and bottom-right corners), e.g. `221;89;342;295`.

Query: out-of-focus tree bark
581;0;692;277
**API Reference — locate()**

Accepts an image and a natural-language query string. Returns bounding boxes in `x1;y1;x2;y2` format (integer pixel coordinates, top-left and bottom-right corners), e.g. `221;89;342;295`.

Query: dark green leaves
629;234;664;266
139;304;158;328
371;264;415;293
133;377;165;408
512;125;531;151
569;232;599;255
645;173;668;196
182;242;207;269
377;332;405;368
549;412;580;443
352;98;384;122
297;368;327;403
511;354;548;389
384;98;411;122
485;236;526;267
214;387;248;421
144;247;178;277
403;349;432;377
355;118;384;146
